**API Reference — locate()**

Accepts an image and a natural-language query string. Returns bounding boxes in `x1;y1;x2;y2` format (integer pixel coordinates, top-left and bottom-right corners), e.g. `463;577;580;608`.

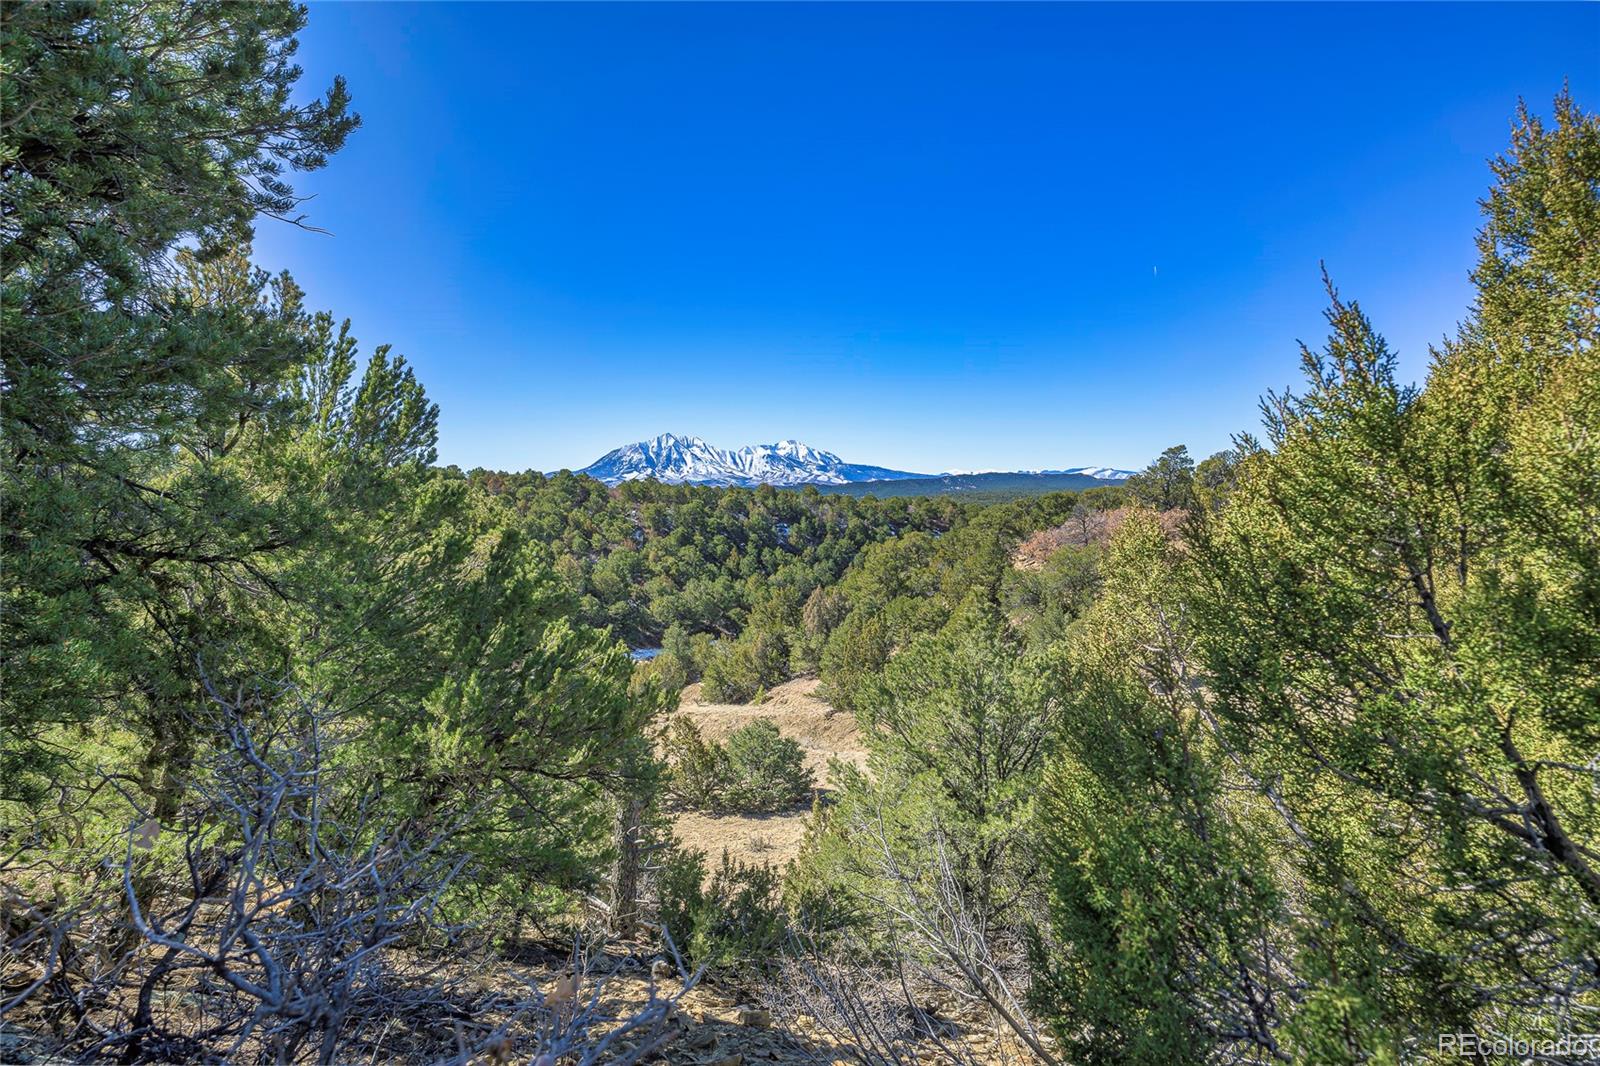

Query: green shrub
662;624;701;681
687;633;718;679
722;718;812;813
656;847;787;979
744;627;790;689
700;625;791;704
635;648;690;694
656;845;710;963
662;717;813;814
663;717;727;811
700;639;759;703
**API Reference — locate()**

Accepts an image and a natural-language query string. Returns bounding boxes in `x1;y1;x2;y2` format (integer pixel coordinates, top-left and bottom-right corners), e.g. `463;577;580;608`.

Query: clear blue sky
254;2;1598;474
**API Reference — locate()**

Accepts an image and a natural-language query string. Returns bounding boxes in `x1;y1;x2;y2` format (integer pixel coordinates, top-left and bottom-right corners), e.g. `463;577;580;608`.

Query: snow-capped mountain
944;466;1136;480
576;433;932;487
573;433;1137;488
1044;466;1135;481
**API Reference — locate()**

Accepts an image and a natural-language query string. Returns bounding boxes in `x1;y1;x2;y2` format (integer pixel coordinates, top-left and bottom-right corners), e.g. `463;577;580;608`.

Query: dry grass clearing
666;679;867;871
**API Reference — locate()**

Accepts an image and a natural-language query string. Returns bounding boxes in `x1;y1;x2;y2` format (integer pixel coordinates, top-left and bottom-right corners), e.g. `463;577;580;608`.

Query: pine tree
2;0;357;796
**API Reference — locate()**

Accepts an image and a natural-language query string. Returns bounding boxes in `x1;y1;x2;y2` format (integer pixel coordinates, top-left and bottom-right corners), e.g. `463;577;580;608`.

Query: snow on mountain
943;466;1136;480
574;433;1137;488
576;433;932;487
1046;466;1136;481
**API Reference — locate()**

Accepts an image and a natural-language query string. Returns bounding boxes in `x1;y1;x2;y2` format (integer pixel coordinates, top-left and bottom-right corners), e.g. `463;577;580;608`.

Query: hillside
1010;505;1187;568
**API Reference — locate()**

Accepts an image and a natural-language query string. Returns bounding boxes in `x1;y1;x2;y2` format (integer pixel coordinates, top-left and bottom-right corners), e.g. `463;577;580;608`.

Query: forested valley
2;4;1597;1064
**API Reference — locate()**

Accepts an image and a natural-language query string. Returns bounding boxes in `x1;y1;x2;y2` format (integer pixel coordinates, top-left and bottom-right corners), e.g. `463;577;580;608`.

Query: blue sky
254;2;1598;474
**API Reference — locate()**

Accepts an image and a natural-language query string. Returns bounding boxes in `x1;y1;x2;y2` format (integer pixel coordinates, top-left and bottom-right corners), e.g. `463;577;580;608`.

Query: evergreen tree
1125;444;1195;510
2;0;356;796
1033;511;1287;1065
807;599;1060;928
1032;91;1599;1061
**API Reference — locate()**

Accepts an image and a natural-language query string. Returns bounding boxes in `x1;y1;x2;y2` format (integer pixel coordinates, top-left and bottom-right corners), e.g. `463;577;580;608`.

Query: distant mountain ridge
816;470;1134;502
573;433;1135;489
576;433;932;487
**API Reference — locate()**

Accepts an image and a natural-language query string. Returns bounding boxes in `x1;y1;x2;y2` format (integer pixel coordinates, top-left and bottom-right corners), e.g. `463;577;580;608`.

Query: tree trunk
609;792;646;938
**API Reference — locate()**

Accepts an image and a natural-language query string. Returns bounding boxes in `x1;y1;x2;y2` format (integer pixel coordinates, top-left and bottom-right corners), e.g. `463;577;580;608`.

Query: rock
736;1007;771;1029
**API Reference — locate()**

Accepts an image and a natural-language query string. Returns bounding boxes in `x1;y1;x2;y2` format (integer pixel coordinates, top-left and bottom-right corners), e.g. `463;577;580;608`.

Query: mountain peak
639;431;704;451
574;434;1136;489
577;434;926;487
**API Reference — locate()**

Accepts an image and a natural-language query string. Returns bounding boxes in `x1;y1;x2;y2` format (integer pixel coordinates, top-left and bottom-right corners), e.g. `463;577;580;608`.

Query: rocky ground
475;939;1035;1066
0;680;1036;1065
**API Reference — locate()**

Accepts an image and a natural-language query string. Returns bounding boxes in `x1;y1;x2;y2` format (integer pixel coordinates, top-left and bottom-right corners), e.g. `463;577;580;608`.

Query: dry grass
666;678;867;871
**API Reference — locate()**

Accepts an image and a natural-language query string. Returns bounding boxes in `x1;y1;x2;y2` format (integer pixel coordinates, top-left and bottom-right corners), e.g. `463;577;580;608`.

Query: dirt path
667;678;867;870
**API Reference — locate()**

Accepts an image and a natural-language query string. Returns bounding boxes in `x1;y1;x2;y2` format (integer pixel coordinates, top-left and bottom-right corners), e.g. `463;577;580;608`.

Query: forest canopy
1;3;1595;1063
